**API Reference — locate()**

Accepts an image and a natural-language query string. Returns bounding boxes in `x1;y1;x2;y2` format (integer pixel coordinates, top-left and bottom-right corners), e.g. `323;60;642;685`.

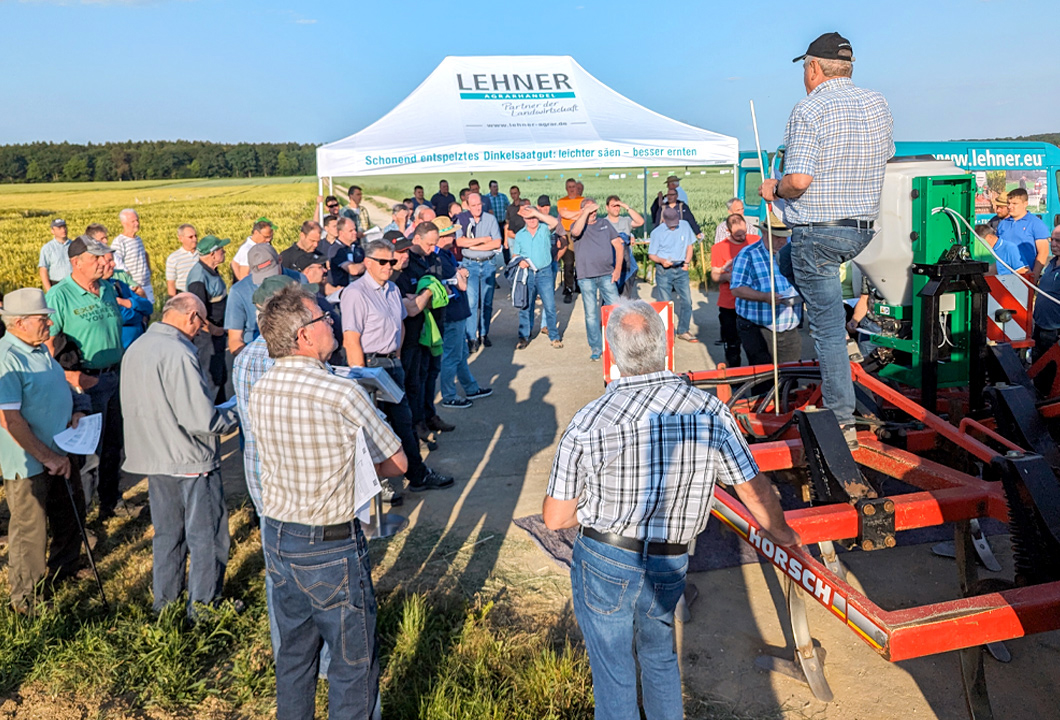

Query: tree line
0;141;318;183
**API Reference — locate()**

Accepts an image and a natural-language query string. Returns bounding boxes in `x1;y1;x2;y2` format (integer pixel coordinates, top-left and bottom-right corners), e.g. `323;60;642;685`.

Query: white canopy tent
316;55;737;179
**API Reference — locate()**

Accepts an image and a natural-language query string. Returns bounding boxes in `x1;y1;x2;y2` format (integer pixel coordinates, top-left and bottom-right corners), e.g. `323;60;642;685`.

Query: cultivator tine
753;576;833;703
969;519;1002;572
816;540;848;581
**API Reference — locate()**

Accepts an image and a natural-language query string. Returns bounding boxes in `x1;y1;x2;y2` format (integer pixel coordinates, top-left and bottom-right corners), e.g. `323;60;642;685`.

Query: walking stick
750;100;781;415
698;239;709;295
61;472;109;610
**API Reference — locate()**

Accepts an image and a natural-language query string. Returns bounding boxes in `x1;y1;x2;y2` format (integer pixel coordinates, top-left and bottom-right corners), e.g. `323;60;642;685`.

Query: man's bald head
606;301;667;377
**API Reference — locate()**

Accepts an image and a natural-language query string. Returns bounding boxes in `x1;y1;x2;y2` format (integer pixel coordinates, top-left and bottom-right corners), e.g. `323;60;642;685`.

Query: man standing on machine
760;32;893;449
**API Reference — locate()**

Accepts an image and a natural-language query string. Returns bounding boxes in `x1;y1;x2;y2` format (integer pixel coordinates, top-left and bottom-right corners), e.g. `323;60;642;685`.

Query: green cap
252;275;299;309
197;235;231;255
256;216;277;229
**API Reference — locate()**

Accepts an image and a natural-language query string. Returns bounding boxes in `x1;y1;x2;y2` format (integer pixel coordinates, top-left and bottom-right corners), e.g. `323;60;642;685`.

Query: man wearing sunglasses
121;293;239;618
341;240;454;495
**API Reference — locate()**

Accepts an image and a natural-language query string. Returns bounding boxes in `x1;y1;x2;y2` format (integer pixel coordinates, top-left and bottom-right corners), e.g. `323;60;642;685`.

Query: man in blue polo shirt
326;217;365;290
225;244;302;357
998;188;1051;279
974;224;1027;276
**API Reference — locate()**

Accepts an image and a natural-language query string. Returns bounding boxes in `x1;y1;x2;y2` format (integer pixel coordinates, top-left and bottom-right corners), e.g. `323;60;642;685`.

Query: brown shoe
427;415;455;433
551;339;564;349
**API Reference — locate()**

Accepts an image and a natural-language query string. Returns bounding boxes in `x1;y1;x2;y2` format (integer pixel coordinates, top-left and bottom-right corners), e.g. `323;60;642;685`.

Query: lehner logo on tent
456;72;575;100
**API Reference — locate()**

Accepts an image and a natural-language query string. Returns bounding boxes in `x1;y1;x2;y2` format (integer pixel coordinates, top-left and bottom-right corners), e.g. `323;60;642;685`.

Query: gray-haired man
714;197;745;244
544;300;799;720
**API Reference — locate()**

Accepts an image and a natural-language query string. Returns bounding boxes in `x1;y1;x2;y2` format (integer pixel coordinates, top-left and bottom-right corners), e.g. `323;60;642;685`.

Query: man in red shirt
710;214;756;367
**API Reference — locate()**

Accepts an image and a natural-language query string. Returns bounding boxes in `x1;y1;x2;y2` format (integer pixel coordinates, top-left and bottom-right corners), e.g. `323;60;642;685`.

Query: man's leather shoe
427;415;455;433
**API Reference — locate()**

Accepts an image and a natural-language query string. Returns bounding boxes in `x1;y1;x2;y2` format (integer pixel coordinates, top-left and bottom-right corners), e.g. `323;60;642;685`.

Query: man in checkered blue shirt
760;32;893;448
543;300;799;720
730;216;803;366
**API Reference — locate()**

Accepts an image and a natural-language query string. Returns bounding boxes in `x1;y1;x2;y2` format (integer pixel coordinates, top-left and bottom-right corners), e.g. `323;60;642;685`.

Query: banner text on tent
364;147;700;167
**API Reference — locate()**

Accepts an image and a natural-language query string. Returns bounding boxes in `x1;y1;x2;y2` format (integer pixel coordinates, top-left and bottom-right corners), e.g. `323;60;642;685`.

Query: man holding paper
248;283;407;720
0;288;92;613
120;292;239;617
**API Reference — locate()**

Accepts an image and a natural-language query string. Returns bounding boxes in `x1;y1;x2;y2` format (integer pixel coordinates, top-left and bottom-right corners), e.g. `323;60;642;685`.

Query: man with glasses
341;239;454;495
651;188;702;239
121;293;239;617
231;218;276;281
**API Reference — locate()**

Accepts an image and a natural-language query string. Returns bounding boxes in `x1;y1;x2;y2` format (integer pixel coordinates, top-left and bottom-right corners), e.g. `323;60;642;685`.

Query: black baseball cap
793;32;854;63
537;195;551;206
291;252;327;272
68;235;112;259
382;230;405;243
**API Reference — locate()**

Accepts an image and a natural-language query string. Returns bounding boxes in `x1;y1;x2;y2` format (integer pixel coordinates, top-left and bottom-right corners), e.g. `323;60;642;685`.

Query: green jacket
416;275;450;356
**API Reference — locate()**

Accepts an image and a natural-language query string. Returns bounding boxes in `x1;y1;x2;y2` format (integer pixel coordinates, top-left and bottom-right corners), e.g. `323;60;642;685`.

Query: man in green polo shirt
45;236;126;521
0;288;92;612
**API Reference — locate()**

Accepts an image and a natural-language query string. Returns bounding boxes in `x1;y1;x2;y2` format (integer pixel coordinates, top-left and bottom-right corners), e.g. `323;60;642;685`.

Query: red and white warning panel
600;301;674;385
986;274;1034;344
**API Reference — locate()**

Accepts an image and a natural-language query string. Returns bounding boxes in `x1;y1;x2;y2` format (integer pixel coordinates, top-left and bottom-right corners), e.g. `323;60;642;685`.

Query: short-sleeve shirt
437;248;471;324
0;334;74;479
38;239;72;281
781;77;894;224
648;222;697;264
248;355;401;525
998;213;1050;268
456;212;502;261
730;240;802;331
111;234;153;291
224;269;301;344
431;192;456;216
232;237;257;267
506;204;525;234
557;196;583;232
339;273;406;355
710;235;756;310
547;371;758;545
186;261;229;326
327;241;365;287
278;243;315;273
46;277;124;369
991;236;1028;275
609;215;634;238
573;219;620;279
512;224;555;271
165;248;200;292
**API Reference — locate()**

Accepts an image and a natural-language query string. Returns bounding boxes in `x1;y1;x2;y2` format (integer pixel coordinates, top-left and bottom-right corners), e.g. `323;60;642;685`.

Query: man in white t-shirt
714;198;745;244
112;208;154;302
231;218;275;281
165;224;200;297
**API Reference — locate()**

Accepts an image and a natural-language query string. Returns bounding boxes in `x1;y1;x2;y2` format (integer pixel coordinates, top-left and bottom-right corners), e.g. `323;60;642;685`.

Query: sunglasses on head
367;256;398;266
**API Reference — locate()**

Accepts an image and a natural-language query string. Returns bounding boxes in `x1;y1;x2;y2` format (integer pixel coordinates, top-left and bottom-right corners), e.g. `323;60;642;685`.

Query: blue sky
3;0;1057;150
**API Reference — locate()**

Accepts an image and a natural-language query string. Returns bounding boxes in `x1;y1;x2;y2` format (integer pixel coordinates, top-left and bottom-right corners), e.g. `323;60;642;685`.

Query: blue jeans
571;535;688;720
779;225;875;427
263;518;378;720
653;266;693;335
519;265;560;341
148;470;229;616
440;319;480;401
578;275;620;357
262;519;332;678
463;259;496;341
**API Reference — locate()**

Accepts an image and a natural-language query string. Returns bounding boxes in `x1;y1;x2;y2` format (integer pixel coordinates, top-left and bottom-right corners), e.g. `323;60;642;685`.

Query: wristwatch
773;180;785;200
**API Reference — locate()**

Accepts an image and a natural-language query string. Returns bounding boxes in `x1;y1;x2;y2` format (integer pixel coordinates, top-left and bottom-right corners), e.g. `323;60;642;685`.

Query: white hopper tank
853;159;967;306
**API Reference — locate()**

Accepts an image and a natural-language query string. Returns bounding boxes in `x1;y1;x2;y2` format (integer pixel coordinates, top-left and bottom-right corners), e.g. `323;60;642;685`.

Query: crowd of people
8;31;1060;718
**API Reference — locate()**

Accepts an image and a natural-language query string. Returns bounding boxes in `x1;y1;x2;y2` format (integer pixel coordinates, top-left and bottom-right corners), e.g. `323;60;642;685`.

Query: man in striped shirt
112;208;155;302
543;300;799;720
165;224;200;297
249;284;407;720
760;32;893;448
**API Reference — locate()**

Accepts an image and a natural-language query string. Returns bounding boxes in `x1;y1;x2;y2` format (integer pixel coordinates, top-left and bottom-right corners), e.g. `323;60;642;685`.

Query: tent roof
317;55;737;177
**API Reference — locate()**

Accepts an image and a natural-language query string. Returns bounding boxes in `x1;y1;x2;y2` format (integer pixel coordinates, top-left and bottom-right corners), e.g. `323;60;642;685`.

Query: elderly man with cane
0;289;94;613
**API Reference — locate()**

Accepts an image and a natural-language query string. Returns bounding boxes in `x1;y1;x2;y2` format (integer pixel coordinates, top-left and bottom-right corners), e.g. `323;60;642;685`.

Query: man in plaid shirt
730;217;803;366
543;300;799;720
249;284;407;720
760;32;893;449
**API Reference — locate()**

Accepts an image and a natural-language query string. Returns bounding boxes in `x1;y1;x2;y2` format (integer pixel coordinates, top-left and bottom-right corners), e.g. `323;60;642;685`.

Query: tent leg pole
328;176;333;196
642;166;648;237
317;176;324;224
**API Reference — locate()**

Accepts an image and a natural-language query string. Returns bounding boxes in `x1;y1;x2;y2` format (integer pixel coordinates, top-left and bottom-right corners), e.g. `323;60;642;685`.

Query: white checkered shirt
248;355;402;525
547;371;759;545
781;77;894;224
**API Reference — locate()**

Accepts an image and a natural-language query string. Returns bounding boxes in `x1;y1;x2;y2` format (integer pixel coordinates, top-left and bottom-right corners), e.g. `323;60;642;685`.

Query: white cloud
295;17;316;24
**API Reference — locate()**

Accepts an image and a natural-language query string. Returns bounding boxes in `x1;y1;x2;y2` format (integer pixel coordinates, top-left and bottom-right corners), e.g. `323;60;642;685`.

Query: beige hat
0;288;55;316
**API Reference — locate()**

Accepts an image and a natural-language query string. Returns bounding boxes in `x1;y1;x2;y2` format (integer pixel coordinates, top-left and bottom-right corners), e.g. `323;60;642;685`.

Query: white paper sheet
353;427;382;524
53;413;102;455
